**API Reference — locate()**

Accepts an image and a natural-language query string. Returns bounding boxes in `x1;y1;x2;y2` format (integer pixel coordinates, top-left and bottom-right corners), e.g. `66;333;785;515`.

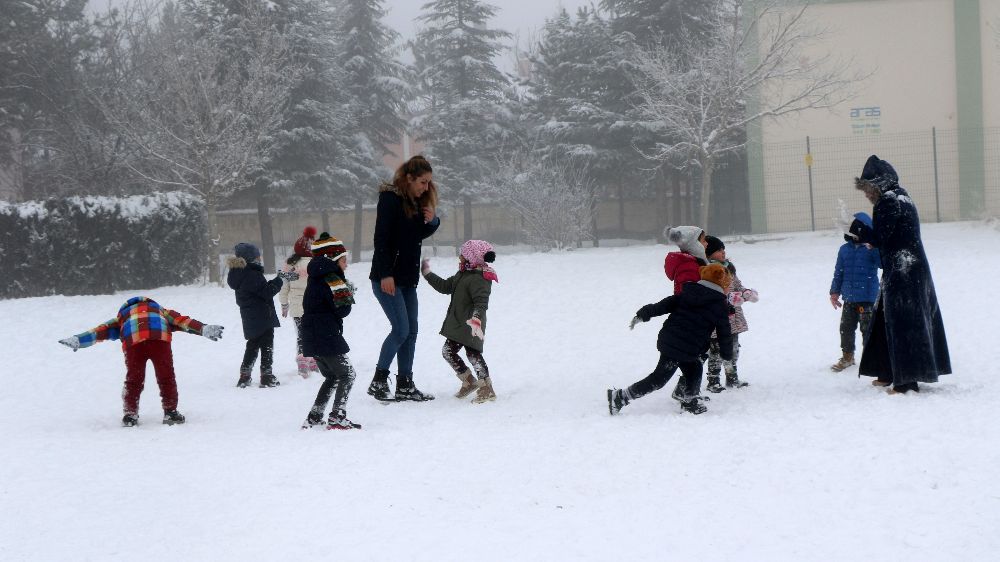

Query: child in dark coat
704;235;759;392
421;239;498;403
608;264;734;416
58;296;224;426
227;242;297;388
300;233;361;430
829;212;881;371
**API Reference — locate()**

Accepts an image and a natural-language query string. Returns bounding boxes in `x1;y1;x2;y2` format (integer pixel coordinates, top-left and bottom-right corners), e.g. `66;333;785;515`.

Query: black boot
680;397;708;415
162;410;186;425
259;373;280;388
367;368;393;401
726;372;749;389
395;372;435;401
301;408;324;429
236;373;251;388
607;388;629;415
706;375;726;393
122;413;138;427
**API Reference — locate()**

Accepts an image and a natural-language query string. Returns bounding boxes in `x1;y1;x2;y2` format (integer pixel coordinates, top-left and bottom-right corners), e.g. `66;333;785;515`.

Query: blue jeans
371;280;419;373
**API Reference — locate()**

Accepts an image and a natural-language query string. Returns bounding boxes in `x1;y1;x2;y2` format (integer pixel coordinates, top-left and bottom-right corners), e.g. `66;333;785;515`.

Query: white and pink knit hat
460;240;495;268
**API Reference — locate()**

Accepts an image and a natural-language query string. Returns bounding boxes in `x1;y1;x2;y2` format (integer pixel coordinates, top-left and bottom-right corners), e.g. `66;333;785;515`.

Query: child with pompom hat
280;226;318;377
421;239;499;403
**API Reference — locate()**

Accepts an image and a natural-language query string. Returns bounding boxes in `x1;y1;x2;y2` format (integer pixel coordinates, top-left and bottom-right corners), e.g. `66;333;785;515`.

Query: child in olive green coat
421;240;498;403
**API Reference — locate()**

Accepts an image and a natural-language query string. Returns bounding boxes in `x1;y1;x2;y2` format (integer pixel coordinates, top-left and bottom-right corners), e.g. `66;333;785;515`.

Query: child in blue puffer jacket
829;212;881;371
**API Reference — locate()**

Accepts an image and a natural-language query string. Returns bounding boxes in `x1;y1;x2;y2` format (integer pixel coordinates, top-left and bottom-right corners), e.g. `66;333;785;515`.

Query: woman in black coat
367;155;441;402
851;155;951;393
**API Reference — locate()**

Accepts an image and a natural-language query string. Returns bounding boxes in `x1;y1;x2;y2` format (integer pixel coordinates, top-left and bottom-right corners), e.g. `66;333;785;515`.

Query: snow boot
607;388;629;415
472;377;496;404
680;397;708;415
454;370;481;399
236;373;252;388
395;373;435;401
725;373;749;389
307;357;319;373
162;410;186;425
706;376;726;394
301;409;324;429
122;413;138;427
831;351;855;372
367;368;394;401
871;379;891;387
259;373;280;388
296;354;310;378
671;376;686;401
327;409;361;430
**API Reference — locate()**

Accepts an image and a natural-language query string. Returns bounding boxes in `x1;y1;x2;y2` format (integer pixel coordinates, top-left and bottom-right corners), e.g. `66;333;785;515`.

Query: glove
467;317;485;340
421;258;431;276
728;291;745;306
830;293;842;309
281;303;289;317
59;336;80;351
202;325;224;341
277;270;299;282
742;289;759;303
629;316;646;330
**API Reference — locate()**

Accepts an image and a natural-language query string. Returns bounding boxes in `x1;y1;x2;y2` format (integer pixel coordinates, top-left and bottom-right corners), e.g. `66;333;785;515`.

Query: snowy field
3;221;999;561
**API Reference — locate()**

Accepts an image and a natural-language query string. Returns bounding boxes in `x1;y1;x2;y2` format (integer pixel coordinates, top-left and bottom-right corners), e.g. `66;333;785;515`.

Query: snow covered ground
3;221;999;561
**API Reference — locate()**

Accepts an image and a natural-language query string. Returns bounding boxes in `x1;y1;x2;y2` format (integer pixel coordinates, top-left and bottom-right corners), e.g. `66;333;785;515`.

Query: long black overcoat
856;184;951;384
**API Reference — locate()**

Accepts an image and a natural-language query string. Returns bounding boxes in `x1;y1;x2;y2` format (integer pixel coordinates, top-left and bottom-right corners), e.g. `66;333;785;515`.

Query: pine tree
600;0;716;47
337;0;411;260
412;0;513;240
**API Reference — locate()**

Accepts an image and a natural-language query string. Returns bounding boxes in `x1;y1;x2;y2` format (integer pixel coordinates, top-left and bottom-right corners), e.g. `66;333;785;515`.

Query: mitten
202;325;224;341
467;317;485;339
728;291;745;306
742;289;759;303
421;258;431;276
277;270;299;282
281;303;289;317
59;336;80;351
629;316;646;330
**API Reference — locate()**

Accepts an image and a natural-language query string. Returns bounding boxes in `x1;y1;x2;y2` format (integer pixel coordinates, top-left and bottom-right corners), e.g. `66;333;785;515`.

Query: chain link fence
758;126;1000;233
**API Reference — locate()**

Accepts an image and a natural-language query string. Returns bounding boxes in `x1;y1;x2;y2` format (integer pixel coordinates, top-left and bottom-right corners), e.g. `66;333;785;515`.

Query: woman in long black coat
851;155;951;393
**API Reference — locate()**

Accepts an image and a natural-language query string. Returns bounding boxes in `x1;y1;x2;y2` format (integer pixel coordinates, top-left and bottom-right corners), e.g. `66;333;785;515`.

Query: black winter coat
637;281;734;362
854;186;951;384
301;257;351;357
369;187;440;287
226;257;282;339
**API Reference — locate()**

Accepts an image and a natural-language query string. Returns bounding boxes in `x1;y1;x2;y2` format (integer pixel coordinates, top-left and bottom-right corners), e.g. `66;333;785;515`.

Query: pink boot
296;355;310;378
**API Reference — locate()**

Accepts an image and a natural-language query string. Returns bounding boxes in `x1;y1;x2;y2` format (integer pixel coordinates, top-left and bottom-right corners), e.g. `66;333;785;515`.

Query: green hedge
0;193;206;298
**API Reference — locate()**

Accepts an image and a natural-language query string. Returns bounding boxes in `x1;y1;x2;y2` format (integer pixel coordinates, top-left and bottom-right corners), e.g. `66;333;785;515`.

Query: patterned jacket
75;297;205;350
711;259;751;335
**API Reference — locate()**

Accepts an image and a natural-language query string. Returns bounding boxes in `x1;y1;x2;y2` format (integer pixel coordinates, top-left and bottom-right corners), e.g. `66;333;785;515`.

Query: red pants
122;340;178;415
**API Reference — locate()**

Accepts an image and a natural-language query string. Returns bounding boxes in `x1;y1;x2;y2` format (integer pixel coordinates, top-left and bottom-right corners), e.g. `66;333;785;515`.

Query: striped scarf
326;273;355;307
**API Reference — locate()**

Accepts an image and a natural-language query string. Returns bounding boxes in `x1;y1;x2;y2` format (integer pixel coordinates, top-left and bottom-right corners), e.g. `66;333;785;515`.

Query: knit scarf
460;261;499;283
325;272;355;307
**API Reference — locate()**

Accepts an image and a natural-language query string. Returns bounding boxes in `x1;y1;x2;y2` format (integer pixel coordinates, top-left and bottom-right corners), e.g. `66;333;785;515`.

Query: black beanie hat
704;235;725;258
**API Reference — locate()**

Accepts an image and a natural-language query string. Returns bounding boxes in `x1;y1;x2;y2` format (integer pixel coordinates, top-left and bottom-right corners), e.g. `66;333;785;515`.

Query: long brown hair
383;155;438;217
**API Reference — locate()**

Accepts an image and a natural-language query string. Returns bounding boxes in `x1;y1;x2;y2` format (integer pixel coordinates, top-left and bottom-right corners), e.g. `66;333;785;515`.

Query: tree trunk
352;198;363;263
453;204;461;256
671;172;682;226
699;160;715;232
256;185;275;274
206;201;220;285
463;195;473;241
590;186;600;248
617;181;625;237
321;209;330;233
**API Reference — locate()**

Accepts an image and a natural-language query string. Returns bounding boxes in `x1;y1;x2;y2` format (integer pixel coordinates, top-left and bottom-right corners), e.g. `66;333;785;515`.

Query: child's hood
664;251;701;279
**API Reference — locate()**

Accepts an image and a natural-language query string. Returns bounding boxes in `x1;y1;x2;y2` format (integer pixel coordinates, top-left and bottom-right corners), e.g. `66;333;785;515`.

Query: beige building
748;0;1000;233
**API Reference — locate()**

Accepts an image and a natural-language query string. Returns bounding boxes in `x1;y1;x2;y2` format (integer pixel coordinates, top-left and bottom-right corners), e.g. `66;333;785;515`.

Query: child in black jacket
300;233;361;430
608;263;734;415
227;242;297;388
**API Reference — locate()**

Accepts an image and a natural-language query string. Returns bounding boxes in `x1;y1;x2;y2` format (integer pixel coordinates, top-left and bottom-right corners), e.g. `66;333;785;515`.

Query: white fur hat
664;225;707;263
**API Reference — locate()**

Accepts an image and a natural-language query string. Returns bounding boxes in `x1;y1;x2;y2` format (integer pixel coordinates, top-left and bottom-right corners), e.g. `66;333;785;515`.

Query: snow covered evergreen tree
600;0;715;47
412;0;513;240
337;0;411;261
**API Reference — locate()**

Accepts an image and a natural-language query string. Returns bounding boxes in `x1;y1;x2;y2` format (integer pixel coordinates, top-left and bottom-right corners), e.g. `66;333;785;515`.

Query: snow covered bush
0;193;206;298
488;151;595;251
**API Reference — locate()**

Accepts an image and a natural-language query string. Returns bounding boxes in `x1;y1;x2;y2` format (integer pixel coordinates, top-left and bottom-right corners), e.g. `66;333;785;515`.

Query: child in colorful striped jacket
58;296;224;427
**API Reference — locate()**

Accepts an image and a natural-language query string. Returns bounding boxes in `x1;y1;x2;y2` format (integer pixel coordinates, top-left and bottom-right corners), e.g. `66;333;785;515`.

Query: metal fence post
932;126;941;223
806;136;816;231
